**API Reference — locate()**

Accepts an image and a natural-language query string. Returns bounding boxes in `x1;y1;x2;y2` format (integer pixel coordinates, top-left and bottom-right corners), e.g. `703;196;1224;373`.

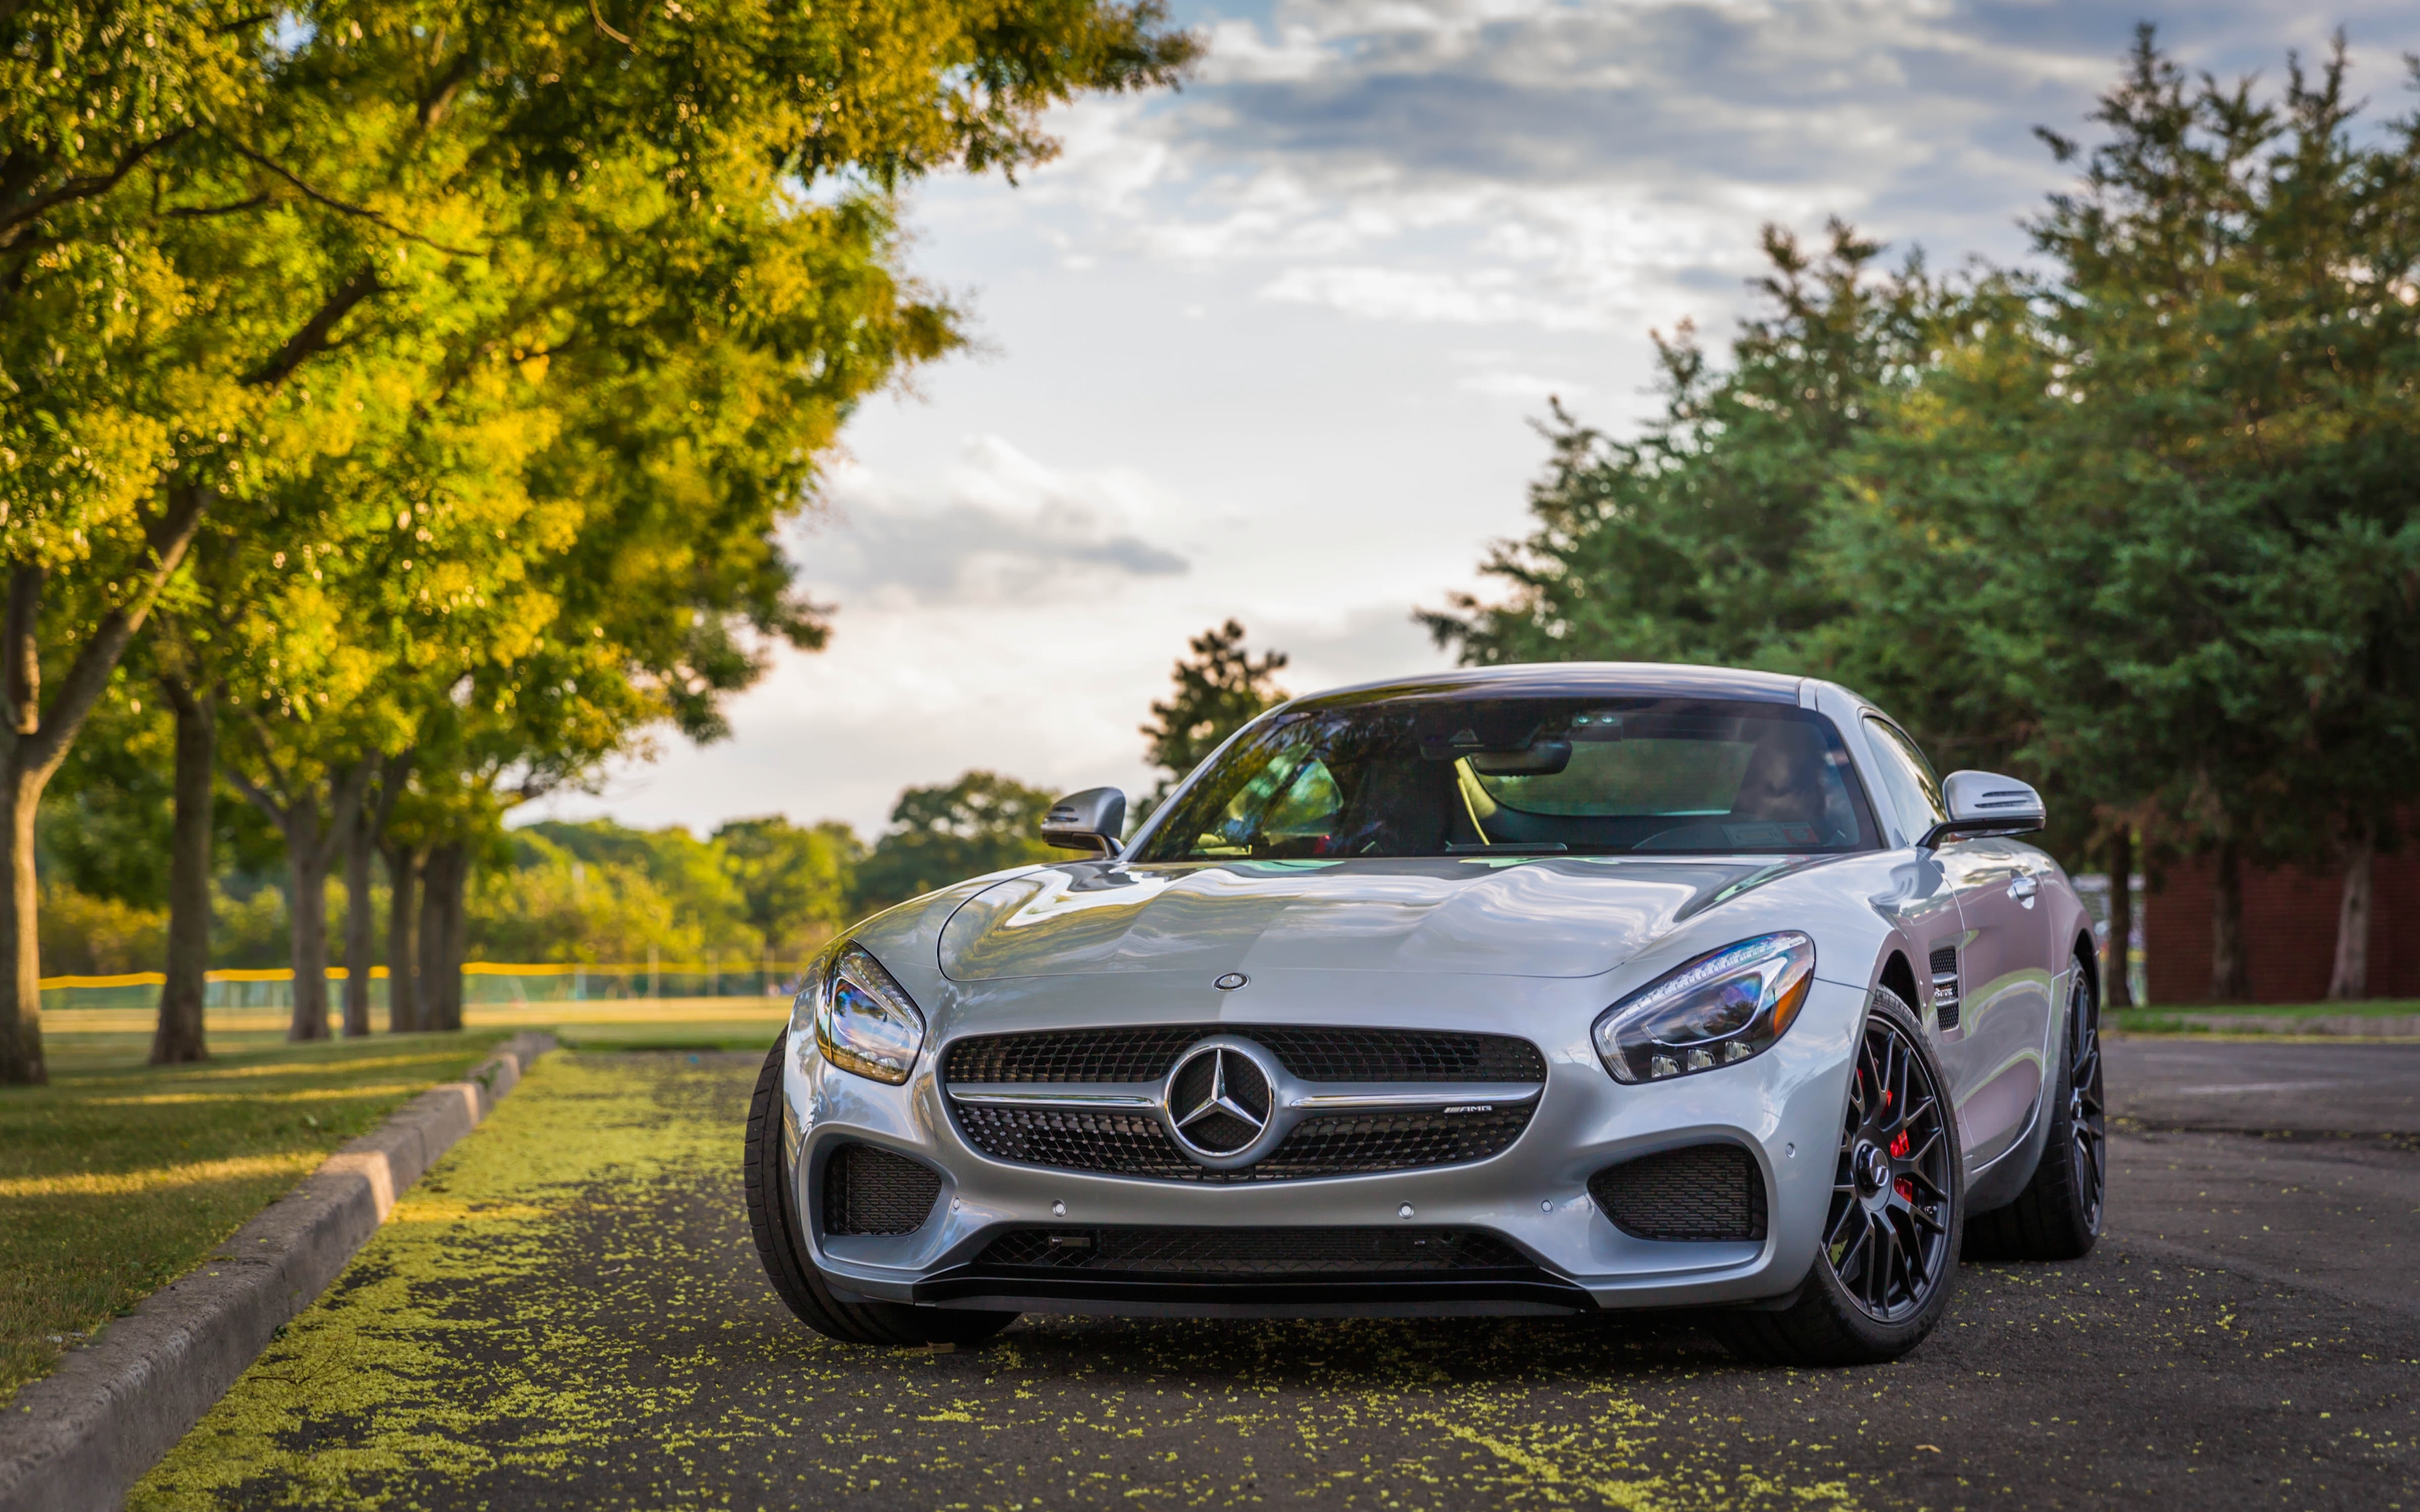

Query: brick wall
2145;836;2420;1004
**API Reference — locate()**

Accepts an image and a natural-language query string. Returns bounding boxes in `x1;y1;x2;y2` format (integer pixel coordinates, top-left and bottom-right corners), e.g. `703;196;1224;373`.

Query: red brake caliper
1889;1129;1912;1201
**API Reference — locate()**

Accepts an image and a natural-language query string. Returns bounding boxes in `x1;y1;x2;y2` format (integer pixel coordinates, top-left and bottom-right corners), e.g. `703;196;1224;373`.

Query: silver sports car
746;664;2106;1365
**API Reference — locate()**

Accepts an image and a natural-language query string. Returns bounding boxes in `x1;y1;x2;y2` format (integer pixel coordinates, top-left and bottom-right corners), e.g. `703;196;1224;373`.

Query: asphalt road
131;1039;2417;1511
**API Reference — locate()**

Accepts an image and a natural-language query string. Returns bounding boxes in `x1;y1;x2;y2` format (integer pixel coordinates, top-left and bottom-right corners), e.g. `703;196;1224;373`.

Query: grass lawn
1;997;788;1403
2111;998;2420;1033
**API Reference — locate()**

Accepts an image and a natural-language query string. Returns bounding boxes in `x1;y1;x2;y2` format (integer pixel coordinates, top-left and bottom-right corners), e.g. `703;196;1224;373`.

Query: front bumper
783;972;1867;1317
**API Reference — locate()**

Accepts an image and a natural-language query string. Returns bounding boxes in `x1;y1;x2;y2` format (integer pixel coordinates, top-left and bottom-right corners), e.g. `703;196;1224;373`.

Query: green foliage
1820;31;2420;866
33;885;167;977
713;816;861;960
35;698;174;910
467;816;859;964
1422;223;1931;672
1140;620;1290;803
851;771;1060;915
1435;30;2420;887
2;0;1199;1072
474;821;746;964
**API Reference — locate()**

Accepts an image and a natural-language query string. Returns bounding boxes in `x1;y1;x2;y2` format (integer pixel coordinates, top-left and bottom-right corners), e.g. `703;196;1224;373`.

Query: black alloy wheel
1824;1010;1955;1323
1965;961;2105;1261
2065;971;2107;1233
1713;987;1963;1368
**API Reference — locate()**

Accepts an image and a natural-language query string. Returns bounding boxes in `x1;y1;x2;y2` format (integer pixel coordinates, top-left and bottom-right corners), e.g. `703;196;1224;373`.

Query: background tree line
1425;29;2420;1003
1;0;1197;1080
33;615;1287;994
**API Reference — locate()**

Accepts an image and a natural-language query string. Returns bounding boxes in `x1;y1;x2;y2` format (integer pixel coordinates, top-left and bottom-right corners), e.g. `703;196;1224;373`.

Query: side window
1862;717;1947;839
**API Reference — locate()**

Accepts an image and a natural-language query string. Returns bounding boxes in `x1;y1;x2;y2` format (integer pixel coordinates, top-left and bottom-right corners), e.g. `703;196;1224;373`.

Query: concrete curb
0;1030;558;1512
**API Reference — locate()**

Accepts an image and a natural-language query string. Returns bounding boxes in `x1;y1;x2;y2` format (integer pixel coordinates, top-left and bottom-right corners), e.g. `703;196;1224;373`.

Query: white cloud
1263;264;1596;328
555;2;2420;843
801;436;1190;608
989;1;2420;336
1456;368;1592;404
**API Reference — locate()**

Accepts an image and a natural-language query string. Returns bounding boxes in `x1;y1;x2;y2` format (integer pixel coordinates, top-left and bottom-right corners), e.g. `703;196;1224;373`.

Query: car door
1859;717;2048;1167
1934;833;2058;1166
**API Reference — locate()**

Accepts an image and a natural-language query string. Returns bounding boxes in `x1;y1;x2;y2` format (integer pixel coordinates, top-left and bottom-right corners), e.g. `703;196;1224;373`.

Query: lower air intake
1589;1143;1768;1242
821;1142;943;1236
974;1226;1530;1276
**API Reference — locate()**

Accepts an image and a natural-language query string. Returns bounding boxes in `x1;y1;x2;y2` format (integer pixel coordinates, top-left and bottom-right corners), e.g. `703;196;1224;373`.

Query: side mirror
1921;771;2046;847
1042;787;1126;858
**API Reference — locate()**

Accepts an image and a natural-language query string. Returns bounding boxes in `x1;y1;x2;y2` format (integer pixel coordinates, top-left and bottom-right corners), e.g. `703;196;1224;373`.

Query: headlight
802;943;926;1085
1592;932;1815;1084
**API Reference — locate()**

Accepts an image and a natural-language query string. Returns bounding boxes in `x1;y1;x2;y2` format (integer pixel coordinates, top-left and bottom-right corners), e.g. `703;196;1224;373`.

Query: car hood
936;855;1831;982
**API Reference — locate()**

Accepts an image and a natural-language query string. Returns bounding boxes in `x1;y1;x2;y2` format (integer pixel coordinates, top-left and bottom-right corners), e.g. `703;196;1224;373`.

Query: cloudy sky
534;0;2420;839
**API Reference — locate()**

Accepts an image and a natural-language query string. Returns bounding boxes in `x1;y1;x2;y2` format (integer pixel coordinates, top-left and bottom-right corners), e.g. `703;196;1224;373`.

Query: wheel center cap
1854;1142;1891;1199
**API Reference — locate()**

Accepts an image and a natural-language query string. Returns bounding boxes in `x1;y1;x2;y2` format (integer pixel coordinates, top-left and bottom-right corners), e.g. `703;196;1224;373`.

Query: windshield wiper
1443;841;1567;854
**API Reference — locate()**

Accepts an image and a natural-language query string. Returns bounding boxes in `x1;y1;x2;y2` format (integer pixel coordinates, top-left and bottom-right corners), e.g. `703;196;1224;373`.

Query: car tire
1717;986;1964;1368
1964;959;2105;1263
743;1035;1018;1347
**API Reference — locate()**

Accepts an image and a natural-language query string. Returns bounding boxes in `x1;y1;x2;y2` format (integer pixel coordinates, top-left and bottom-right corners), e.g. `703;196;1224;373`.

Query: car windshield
1131;696;1881;862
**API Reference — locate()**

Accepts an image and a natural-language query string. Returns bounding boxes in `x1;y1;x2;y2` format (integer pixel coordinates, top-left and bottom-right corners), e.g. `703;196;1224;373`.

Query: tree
1140;621;1290;805
851;772;1059;915
1421;223;1932;673
716;817;861;961
1436;32;2420;1003
1;0;1199;1079
1825;30;2420;1000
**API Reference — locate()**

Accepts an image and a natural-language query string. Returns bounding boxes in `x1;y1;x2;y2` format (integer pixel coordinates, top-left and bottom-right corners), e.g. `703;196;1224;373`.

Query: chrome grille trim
948;1081;1543;1115
941;1025;1546;1181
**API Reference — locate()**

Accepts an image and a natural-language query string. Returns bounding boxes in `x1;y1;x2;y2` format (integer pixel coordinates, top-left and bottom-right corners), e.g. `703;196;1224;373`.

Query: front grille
821;1142;943;1236
943;1026;1545;1085
1255;1108;1534;1177
1589;1143;1767;1242
952;1103;1533;1182
974;1226;1530;1276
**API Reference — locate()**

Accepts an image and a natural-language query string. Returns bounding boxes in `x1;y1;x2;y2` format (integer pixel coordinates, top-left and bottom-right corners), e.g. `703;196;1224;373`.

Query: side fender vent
822;1142;943;1236
1589;1143;1767;1243
1929;945;1962;1032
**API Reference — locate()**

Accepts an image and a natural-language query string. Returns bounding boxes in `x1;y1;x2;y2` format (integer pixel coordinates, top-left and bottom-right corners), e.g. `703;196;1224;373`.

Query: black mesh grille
1929;945;1962;1032
974;1226;1530;1275
1589;1143;1767;1242
943;1026;1545;1085
821;1142;943;1236
952;1103;1533;1182
1253;1108;1533;1177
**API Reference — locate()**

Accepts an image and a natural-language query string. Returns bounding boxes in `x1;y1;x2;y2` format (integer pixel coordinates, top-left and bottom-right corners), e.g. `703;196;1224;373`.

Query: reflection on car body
744;663;2107;1366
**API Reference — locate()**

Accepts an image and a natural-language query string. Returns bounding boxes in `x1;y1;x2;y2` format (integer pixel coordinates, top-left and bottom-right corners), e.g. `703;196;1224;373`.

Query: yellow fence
37;962;807;1012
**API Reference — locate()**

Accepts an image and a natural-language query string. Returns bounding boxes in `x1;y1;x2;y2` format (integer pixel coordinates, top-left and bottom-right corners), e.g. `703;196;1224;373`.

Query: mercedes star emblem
1163;1040;1277;1163
1213;972;1247;990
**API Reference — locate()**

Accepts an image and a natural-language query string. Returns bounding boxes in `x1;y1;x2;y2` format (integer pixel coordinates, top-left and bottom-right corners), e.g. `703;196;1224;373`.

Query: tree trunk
284;800;332;1041
438;845;467;1030
1;565;48;1085
226;757;377;1044
341;798;376;1037
2103;828;2134;1010
419;841;467;1031
0;766;42;1085
383;841;421;1033
2209;839;2250;1003
151;679;214;1065
0;488;212;1085
2327;819;2375;1001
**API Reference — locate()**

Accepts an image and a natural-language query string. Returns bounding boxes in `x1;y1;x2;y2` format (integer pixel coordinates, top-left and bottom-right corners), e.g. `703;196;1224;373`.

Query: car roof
1283;662;1807;710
